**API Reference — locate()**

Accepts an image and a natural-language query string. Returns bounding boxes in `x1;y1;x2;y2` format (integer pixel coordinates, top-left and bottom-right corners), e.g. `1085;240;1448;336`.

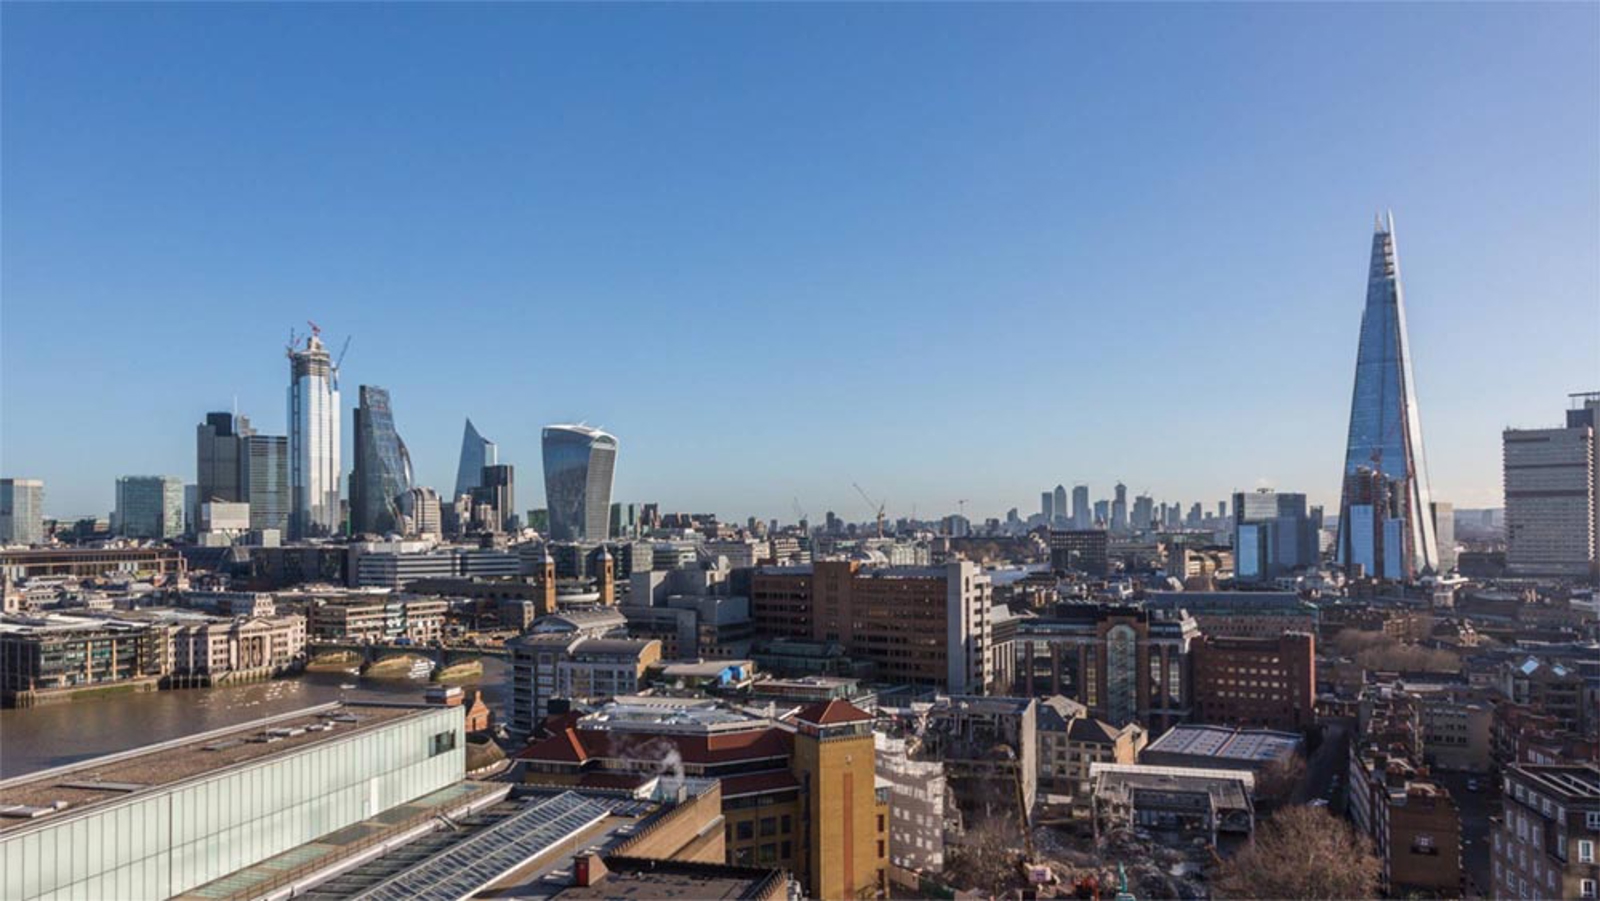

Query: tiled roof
791;698;871;726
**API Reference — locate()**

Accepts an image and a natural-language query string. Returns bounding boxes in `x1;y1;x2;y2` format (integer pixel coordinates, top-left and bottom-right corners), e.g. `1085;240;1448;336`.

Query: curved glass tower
454;418;498;501
541;424;618;542
288;333;340;539
351;385;413;535
1336;213;1438;580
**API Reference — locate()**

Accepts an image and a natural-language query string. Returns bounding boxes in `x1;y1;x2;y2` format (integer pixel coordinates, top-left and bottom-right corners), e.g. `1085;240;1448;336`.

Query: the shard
1336;212;1439;580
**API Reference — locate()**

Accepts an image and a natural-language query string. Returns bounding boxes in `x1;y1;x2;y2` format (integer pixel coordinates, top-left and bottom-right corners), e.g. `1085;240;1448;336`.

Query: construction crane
852;482;887;538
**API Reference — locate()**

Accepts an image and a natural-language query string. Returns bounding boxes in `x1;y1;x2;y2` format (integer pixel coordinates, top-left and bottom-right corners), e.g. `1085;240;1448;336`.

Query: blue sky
4;3;1596;523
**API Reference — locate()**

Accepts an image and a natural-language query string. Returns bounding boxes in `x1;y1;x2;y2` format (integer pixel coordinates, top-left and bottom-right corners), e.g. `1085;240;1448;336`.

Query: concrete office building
0;702;464;901
395;486;442;537
0;613;166;706
475;463;516;532
114;475;185;540
542;425;618;543
287;330;341;539
507;636;661;732
750;559;1003;693
1048;529;1109;576
1504;393;1599;583
1144;592;1319;640
0;479;45;546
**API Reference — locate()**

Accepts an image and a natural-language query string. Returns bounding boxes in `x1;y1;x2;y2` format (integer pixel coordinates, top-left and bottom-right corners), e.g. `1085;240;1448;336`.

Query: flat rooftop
1144;724;1301;763
0;702;430;832
550;857;784;900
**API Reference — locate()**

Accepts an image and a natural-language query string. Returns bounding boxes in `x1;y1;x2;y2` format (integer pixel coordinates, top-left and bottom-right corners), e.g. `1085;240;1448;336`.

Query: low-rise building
507;636;661;733
0;613;165;706
305;592;447;644
1347;745;1462;897
1144;590;1318;639
1190;631;1316;731
1491;764;1599;901
1089;763;1254;842
1035;695;1145;814
1139;723;1301;780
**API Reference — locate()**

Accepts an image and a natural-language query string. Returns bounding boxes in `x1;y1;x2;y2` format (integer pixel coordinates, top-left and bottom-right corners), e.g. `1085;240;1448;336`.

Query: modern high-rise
396;486;442;537
1431;501;1457;575
1503;392;1599;583
1232;489;1317;582
542;424;618;542
115;476;185;540
1040;491;1054;524
1072;484;1091;529
1111;482;1129;532
0;479;45;546
1336;214;1439;581
196;412;252;505
1053;485;1068;527
287;332;341;538
1131;493;1154;531
241;435;290;533
349;385;413;535
453;417;498;501
475;463;516;532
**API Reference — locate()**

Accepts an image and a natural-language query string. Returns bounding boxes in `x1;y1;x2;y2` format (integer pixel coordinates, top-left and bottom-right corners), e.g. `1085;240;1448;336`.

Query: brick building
1190;632;1315;731
1491;764;1599;901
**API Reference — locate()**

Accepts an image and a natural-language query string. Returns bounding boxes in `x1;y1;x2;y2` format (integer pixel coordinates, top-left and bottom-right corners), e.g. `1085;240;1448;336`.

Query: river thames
0;659;510;778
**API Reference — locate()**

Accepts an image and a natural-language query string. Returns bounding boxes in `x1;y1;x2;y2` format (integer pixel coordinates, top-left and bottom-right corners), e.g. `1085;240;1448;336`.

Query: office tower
453;417;498;500
1217;500;1227;520
475;463;515;532
1336;214;1439;581
1431;501;1456;575
1503;392;1599;582
1053;485;1068;526
1040;491;1054;524
396;486;442;537
1232;489;1317;583
287;331;341;539
0;479;45;546
1093;499;1109;526
1186;503;1202;529
115;476;185;540
1131;494;1154;531
542;424;618;542
348;385;413;535
196;412;252;505
1072;484;1090;529
240;435;290;533
1111;482;1129;532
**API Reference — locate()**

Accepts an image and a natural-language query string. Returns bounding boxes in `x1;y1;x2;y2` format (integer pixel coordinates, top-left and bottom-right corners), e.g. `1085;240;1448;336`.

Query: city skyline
3;4;1596;521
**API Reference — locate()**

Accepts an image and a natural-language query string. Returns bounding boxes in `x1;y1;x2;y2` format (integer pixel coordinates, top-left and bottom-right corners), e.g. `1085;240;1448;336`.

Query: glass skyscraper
288;332;341;538
454;418;498;501
1337;213;1439;581
541;424;617;542
115;475;185;540
0;479;45;546
242;434;290;533
350;385;413;535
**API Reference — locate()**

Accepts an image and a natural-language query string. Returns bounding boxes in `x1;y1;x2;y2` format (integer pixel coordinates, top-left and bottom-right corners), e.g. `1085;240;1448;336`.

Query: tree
943;816;1025;897
1213;805;1381;900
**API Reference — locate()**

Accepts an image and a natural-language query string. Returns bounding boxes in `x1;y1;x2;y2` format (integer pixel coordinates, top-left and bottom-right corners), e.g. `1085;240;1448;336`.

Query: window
760;817;777;837
1589;812;1600;831
758;843;777;864
429;730;457;756
781;840;792;859
879;840;886;857
1412;834;1437;855
1581;879;1596;900
1581;840;1595;864
736;820;754;841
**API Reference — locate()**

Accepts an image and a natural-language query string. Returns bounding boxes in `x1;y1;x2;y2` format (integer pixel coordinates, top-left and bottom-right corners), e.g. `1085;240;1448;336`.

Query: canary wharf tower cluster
1335;213;1440;581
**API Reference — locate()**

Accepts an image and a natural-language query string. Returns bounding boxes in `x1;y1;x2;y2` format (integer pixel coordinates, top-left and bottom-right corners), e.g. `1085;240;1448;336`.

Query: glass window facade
541;425;618;542
0;706;463;901
350;386;413;535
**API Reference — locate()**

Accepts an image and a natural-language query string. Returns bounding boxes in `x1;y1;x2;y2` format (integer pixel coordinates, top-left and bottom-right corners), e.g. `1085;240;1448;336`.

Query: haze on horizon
3;3;1596;523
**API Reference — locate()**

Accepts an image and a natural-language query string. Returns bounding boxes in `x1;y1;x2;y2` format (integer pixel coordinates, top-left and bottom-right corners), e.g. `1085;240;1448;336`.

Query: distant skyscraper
1040;491;1054;524
1431;501;1457;575
241;434;290;533
396;486;442;537
196;412;252;505
0;479;45;546
350;385;413;535
542;424;618;542
454;418;498;501
475;463;516;532
287;331;341;538
1111;482;1128;532
1072;484;1090;529
1053;485;1068;526
1503;392;1598;583
1336;214;1439;581
1131;493;1154;531
115;475;185;540
1093;499;1109;527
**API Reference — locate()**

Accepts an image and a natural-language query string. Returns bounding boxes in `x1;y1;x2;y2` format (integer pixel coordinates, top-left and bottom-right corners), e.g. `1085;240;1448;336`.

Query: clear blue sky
4;3;1596;523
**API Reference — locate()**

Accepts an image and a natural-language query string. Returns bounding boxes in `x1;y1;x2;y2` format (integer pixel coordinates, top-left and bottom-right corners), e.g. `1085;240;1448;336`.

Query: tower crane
852;482;887;539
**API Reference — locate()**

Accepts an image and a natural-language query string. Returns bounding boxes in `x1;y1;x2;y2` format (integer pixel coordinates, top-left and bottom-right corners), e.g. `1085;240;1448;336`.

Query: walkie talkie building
541;424;617;542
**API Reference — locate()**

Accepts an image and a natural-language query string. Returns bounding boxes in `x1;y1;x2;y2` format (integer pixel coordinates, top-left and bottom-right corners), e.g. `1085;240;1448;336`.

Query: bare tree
1213;805;1380;900
1255;754;1307;802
